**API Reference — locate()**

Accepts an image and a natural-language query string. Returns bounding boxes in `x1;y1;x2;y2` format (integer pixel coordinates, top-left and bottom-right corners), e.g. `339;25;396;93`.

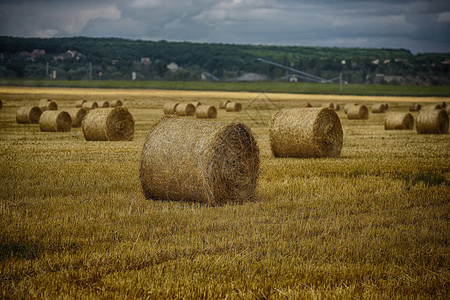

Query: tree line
0;36;449;85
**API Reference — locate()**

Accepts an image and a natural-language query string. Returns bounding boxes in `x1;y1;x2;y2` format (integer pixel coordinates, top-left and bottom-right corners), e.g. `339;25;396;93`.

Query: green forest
0;36;449;85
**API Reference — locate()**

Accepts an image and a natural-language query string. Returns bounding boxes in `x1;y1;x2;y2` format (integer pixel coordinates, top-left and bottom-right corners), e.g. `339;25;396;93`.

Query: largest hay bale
39;99;58;111
385;112;414;130
270;107;343;158
416;109;449;134
16;106;41;124
39;111;72;132
66;108;88;128
82;107;134;141
347;105;369;120
140;117;259;206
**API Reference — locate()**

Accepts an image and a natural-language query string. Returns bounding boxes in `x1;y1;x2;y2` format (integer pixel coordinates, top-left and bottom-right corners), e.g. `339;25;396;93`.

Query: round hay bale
347;105;369;120
384;112;414;130
66;108;88;128
75;99;86;108
16;106;42;124
110;99;123;107
190;101;202;108
219;100;231;109
175;103;196;116
334;104;340;111
196;105;217;119
371;103;387;113
39;99;58;111
140;117;259;206
226;102;242;112
39;111;71;132
82;101;98;109
322;103;334;109
97;101;110;108
82;107;134;141
409;103;421;112
416;109;449;134
437;102;447;109
343;103;358;114
270;107;343;158
163;102;179;115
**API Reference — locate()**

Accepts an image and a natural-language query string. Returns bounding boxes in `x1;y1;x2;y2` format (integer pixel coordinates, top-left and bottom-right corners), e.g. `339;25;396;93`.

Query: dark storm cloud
0;0;449;53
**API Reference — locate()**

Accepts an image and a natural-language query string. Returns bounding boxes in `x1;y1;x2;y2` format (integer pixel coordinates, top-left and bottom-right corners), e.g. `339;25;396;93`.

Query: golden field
0;86;449;299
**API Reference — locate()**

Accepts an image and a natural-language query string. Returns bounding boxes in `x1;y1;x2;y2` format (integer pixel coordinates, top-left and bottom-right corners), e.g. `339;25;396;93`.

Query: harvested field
0;86;449;299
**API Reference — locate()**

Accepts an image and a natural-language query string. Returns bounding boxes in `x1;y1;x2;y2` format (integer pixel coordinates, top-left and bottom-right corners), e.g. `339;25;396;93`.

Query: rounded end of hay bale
82;101;98;109
139;117;260;206
111;100;123;107
219;100;231;109
16;106;42;124
270;107;343;158
97;101;110;108
409;103;421;112
39;111;72;132
39;99;58;111
347;105;368;120
322;103;334;109
66;108;88;128
75;99;87;108
371;103;387;113
384;112;414;130
195;105;217;118
416;109;449;134
82;107;135;141
225;102;242;112
176;103;196;116
0;100;3;109
163;102;179;115
190;101;202;108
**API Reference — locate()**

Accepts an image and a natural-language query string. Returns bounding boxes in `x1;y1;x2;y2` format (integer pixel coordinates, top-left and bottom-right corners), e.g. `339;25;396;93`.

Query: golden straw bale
371;103;387;113
347;105;369;120
384;112;414;130
82;101;98;109
163;102;179;115
322;103;334;109
140;117;259;206
110;99;123;107
219;100;231;109
39;99;58;111
343;103;358;114
82;107;134;141
75;99;86;107
39;111;71;132
416;109;449;134
16;106;41;124
190;101;202;108
196;105;217;119
226;102;242;112
65;108;88;128
409;103;421;112
423;103;446;110
437;102;447;109
270;107;343;158
97;101;110;108
175;103;196;116
334;104;340;111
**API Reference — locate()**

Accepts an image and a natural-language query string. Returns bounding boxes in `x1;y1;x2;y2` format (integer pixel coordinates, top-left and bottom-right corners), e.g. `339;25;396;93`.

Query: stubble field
0;86;449;299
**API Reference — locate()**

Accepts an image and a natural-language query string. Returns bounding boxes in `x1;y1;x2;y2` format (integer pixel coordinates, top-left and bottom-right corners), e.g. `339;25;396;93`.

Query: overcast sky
0;0;449;53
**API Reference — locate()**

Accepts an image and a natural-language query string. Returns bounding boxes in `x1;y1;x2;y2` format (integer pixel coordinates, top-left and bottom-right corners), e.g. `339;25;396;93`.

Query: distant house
53;50;81;62
140;57;151;65
167;62;179;72
371;59;380;65
19;49;45;61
